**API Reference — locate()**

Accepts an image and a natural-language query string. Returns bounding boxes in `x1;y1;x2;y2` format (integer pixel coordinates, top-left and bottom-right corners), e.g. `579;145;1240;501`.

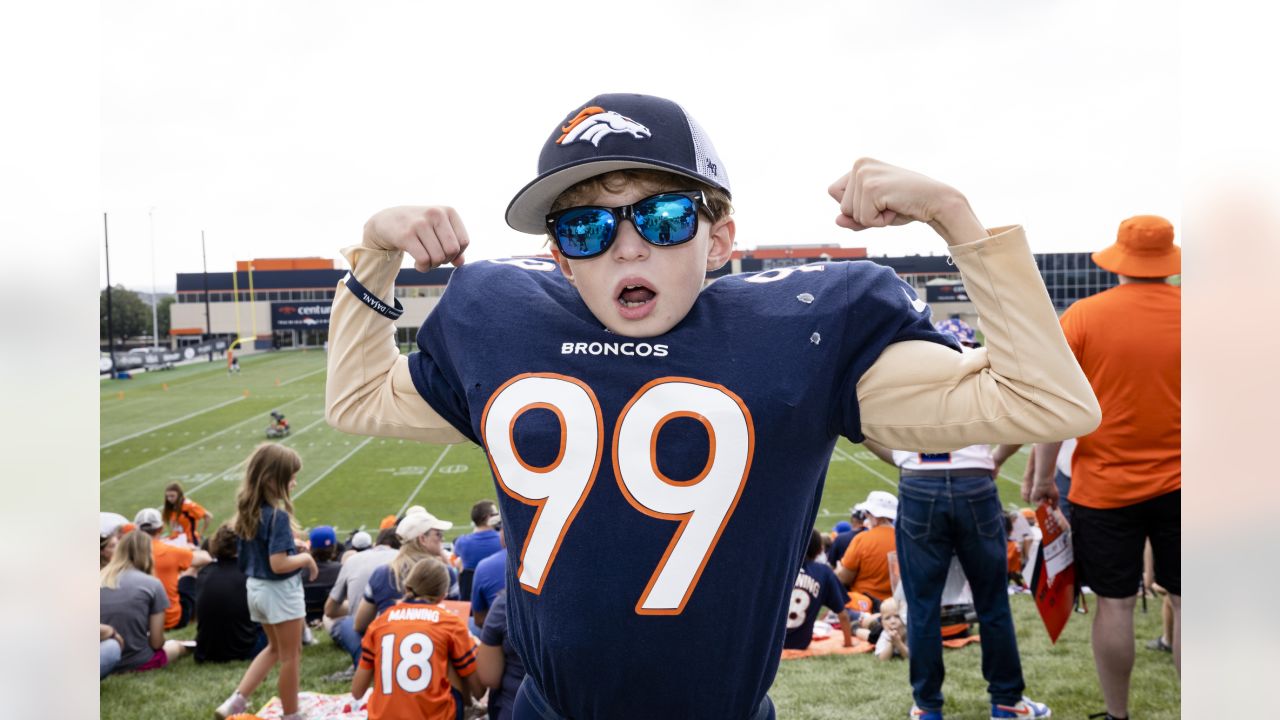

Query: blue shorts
246;574;305;625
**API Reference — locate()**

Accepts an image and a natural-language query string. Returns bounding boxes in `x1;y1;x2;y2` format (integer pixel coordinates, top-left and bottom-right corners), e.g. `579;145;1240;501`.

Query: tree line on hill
100;286;175;344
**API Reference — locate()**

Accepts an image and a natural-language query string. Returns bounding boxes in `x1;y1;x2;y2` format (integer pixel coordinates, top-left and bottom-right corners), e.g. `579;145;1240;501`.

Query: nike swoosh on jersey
903;288;928;313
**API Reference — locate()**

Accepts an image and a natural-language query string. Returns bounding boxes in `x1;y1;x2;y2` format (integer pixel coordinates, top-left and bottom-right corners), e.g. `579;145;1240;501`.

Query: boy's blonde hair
550;169;733;229
880;597;901;617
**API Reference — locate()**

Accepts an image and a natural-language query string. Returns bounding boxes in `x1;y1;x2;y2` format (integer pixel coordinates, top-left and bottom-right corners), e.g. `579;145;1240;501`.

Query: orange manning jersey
359;599;478;720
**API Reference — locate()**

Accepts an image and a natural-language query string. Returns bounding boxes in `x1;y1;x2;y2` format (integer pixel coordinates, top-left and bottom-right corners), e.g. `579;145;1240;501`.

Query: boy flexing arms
326;93;1098;720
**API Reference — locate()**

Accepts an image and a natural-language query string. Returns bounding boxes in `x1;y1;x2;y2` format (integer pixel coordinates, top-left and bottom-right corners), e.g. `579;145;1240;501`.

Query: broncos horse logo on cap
556;106;651;147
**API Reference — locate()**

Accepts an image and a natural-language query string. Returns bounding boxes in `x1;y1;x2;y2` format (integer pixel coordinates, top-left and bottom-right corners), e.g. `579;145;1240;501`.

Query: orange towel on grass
781;632;875;660
943;635;981;649
781;631;980;659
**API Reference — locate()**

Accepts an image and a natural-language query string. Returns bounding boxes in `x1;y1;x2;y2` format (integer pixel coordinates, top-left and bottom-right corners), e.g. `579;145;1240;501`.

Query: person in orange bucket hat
1090;215;1181;278
1028;214;1180;720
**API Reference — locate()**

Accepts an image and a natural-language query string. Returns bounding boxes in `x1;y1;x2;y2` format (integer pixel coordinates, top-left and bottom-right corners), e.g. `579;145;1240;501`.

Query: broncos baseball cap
505;93;731;234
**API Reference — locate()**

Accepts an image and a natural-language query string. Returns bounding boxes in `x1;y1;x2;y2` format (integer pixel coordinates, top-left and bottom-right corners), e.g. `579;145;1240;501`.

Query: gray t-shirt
100;569;169;671
328;545;395;610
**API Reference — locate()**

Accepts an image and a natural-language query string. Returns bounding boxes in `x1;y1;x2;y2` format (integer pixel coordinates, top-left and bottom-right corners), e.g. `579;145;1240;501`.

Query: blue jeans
896;474;1025;710
100;639;122;679
328;615;362;667
1053;469;1073;526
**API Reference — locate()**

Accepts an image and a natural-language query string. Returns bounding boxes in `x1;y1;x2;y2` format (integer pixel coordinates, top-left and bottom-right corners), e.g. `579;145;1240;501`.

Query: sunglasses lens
633;194;698;246
554;207;616;258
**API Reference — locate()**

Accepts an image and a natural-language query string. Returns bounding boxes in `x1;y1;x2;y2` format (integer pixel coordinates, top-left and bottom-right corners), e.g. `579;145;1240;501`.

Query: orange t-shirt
166;499;209;544
839;524;896;601
151;538;194;628
1059;283;1180;509
1007;540;1022;574
359;600;478;720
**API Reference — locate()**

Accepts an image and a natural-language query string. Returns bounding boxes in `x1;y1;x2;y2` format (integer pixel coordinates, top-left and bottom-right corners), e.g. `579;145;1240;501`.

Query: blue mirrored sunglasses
546;190;709;259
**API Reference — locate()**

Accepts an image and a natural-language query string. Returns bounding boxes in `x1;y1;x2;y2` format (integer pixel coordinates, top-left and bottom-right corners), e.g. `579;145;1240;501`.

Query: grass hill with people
100;349;1180;718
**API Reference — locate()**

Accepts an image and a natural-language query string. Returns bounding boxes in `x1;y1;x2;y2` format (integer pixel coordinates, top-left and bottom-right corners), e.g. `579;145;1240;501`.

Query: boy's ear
705;216;736;271
550;247;576;285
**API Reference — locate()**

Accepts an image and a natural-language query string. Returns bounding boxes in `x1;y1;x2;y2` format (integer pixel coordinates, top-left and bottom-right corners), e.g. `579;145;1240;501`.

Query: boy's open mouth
618;283;656;308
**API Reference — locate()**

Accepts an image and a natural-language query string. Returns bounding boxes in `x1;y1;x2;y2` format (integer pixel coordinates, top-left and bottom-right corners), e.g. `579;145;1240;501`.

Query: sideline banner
101;339;229;373
926;282;969;302
272;301;331;329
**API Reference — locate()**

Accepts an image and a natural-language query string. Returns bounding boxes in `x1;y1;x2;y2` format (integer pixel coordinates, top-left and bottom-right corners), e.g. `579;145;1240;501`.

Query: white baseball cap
350;531;373;550
397;511;453;543
133;507;164;531
854;491;899;521
100;512;129;539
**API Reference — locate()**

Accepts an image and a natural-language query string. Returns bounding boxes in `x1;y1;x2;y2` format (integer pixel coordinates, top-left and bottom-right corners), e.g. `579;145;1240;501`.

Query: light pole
148;207;160;349
104;213;118;375
201;230;213;361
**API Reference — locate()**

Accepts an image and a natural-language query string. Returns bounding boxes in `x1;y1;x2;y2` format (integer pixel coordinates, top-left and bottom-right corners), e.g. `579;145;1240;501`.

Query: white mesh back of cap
678;104;730;192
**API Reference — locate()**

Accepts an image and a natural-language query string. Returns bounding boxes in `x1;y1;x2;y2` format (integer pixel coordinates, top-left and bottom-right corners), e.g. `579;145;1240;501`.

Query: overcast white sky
100;0;1180;292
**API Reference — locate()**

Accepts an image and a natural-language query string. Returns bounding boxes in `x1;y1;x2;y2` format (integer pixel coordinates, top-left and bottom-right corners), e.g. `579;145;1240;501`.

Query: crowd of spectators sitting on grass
99;529;187;677
194;525;265;663
104;478;1073;719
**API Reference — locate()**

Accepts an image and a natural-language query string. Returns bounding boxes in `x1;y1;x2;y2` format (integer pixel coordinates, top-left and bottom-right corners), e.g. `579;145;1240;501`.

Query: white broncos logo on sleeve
556;106;652;147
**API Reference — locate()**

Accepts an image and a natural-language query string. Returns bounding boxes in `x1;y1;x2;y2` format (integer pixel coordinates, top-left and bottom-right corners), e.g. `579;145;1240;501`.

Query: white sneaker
214;692;247;719
991;696;1052;719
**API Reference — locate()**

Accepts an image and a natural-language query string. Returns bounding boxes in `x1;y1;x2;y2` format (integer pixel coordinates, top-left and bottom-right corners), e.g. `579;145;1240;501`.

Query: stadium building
168;248;1119;349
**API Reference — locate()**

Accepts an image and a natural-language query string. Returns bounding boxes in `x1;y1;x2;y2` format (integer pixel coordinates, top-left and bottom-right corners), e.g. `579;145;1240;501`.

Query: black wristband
344;272;404;320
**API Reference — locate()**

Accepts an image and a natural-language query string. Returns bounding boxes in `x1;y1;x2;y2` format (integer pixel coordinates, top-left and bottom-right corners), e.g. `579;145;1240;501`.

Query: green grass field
100;349;1180;718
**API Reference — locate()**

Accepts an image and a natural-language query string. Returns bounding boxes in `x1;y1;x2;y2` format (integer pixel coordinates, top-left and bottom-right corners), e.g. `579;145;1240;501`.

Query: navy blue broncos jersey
407;257;957;719
784;559;849;650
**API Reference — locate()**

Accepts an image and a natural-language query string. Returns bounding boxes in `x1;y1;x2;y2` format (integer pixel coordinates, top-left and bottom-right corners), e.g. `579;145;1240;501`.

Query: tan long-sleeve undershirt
324;226;1100;450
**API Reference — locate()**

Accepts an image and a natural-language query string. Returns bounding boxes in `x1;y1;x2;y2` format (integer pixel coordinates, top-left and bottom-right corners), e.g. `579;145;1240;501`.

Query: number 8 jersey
358;599;477;720
407;257;958;719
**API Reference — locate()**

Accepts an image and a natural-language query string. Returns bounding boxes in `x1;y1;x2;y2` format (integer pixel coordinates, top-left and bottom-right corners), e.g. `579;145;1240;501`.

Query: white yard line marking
185;417;327;495
281;418;328;444
280;367;327;386
101;396;245;449
997;445;1031;486
996;471;1023;487
398;445;452;516
187;458;248;495
831;444;899;489
294;436;373;499
101;395;309;486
